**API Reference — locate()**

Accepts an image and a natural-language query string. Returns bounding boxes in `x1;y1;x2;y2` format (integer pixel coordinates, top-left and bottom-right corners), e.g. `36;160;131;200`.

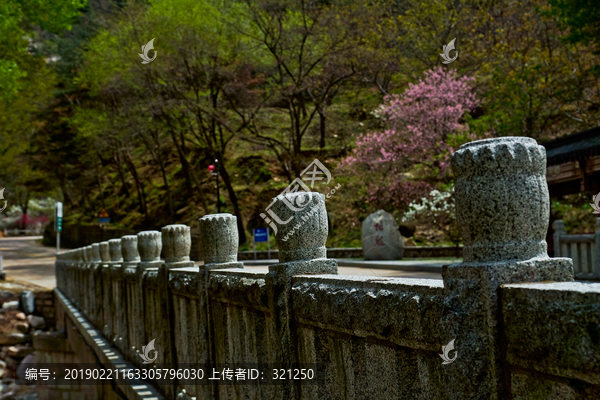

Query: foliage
402;186;460;247
0;0;599;248
551;194;596;234
341;67;485;209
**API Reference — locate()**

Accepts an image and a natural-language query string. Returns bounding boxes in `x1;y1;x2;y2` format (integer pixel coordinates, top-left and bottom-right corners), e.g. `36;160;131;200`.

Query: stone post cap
162;224;191;263
270;192;328;263
451;136;549;263
108;239;123;262
83;245;92;263
99;242;110;262
121;235;141;262
452;137;545;178
138;231;162;262
91;243;101;262
74;248;81;262
199;213;238;264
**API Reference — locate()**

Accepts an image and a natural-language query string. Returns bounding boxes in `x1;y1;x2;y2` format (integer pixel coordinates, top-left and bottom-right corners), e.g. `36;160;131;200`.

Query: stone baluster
111;235;138;354
267;192;337;397
97;241;110;334
79;246;90;310
101;239;123;342
441;137;573;400
88;243;101;324
163;224;196;399
108;238;124;346
595;218;600;277
162;225;193;268
552;220;566;257
199;214;243;269
125;231;160;363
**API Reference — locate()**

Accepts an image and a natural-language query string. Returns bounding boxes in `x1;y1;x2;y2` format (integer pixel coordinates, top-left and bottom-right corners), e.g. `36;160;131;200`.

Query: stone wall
53;137;600;400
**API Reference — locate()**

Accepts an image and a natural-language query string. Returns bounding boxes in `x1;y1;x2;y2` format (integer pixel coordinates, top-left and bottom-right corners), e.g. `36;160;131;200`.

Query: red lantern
208;165;215;172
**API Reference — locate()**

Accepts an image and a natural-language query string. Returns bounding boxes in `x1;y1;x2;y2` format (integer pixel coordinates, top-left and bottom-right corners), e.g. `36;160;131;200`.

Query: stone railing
553;218;600;279
54;137;600;400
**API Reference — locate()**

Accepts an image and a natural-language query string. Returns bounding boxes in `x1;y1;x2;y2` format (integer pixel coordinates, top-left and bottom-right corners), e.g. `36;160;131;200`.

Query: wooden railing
553;218;600;279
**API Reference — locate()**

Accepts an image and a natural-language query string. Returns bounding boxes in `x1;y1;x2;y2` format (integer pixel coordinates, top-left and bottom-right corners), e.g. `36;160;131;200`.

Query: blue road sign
254;228;268;242
98;218;110;224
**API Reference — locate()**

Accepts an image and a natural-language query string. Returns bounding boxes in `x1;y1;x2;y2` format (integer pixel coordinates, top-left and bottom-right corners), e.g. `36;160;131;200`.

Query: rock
0;333;27;346
19;291;35;314
15;312;26;321
403;237;416;247
26;315;45;330
7;345;33;358
0;360;5;379
16;354;36;381
361;210;405;260
1;301;19;311
15;322;28;333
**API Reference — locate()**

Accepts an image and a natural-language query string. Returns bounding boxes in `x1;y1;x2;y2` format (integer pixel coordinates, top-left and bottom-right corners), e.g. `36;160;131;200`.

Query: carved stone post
127;231;159;364
111;235;138;355
88;243;101;325
268;192;337;399
103;239;121;340
595;218;600;278
198;214;244;398
140;229;181;398
163;225;198;399
441;137;574;399
552;220;566;257
108;238;125;347
98;241;109;333
82;245;93;314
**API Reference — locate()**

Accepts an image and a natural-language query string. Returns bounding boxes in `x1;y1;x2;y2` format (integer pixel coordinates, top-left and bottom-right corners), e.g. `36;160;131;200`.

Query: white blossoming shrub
402;186;461;247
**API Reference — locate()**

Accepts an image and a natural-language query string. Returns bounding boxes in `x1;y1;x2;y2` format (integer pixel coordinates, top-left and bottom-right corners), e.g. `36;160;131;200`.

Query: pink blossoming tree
341;67;486;209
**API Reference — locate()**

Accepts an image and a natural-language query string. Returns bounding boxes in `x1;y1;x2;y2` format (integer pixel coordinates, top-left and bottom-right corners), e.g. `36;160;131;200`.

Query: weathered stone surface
32;331;69;352
292;274;444;347
441;136;574;400
162;224;191;264
137;231;161;263
7;345;33;358
452;136;549;263
1;301;18;310
269;192;328;263
502;282;600;385
121;235;140;263
83;245;93;263
14;312;25;321
0;333;27;345
19;291;34;315
99;241;110;263
15;322;28;334
361;210;404;260
108;239;123;262
27;315;45;330
91;243;101;262
199;213;241;266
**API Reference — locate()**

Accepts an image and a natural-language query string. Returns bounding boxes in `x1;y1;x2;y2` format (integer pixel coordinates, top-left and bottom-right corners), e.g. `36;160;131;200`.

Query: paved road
0;237;443;290
0;236;57;289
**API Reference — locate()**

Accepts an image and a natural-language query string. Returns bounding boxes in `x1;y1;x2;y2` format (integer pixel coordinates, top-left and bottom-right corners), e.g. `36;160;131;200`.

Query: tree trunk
218;164;247;244
318;105;326;149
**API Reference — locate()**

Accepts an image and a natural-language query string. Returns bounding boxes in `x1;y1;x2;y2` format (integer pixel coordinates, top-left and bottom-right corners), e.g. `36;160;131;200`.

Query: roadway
0;237;444;290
